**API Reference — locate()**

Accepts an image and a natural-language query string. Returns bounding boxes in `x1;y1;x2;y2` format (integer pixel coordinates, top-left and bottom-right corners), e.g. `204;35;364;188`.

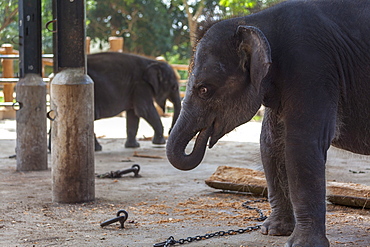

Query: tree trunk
183;0;205;48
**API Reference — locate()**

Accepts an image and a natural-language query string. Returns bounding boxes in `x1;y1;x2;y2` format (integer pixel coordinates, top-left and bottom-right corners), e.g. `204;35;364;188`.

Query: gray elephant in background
166;0;370;246
88;52;181;150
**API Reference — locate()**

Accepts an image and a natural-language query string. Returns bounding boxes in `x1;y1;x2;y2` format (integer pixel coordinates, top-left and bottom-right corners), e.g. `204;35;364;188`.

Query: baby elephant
167;0;370;246
88;52;181;150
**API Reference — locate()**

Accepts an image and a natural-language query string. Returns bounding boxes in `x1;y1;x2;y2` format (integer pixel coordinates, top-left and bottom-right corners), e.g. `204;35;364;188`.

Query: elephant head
144;61;182;132
166;24;271;170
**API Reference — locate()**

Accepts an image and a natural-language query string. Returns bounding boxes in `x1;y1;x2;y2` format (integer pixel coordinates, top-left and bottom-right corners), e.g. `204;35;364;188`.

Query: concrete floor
0;116;369;246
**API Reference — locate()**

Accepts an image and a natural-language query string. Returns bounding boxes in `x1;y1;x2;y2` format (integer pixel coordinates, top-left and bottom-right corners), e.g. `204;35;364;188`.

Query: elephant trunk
170;98;181;132
166;111;212;171
169;92;182;133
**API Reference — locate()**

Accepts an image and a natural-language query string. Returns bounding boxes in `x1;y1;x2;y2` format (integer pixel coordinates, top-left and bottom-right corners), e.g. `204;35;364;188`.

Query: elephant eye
196;84;212;99
199;86;208;95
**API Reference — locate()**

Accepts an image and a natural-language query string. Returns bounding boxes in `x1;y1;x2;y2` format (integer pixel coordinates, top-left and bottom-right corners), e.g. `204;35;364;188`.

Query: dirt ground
0;117;369;247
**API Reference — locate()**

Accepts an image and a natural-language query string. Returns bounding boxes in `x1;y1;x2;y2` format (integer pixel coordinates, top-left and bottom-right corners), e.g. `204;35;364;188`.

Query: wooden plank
171;64;188;70
205;166;267;196
205;166;370;209
327;181;370;209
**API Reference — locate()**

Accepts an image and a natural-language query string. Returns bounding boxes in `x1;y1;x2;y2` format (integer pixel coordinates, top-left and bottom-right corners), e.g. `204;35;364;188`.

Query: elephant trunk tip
166;127;212;171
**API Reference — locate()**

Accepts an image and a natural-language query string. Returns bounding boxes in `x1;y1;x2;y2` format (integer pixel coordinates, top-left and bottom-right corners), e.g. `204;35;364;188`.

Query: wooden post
51;0;95;203
86;36;91;54
1;44;16;102
108;37;124;52
0;44;17;119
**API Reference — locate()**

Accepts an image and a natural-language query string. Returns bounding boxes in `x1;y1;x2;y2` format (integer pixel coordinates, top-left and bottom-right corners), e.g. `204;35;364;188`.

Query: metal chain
242;198;268;221
153;199;268;247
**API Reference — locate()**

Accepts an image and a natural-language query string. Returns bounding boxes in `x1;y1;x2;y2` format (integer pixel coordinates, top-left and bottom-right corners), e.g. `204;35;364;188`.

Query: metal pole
51;0;95;203
16;0;47;171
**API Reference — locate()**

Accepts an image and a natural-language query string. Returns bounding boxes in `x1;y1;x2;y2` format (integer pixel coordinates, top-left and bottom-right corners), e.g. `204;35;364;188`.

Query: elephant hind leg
135;104;165;145
94;134;103;151
125;109;140;148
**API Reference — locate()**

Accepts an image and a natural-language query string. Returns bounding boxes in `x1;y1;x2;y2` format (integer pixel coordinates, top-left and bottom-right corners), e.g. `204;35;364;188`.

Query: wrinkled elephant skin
166;1;370;246
87;52;181;150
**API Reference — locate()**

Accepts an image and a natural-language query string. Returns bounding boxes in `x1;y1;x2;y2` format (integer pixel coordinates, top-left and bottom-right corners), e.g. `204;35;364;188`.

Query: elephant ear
236;25;272;88
143;63;163;95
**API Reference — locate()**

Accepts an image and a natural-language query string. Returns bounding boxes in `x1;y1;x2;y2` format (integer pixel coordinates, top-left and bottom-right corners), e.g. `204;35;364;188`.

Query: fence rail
0;78;51;83
1;42;189;119
0;54;54;59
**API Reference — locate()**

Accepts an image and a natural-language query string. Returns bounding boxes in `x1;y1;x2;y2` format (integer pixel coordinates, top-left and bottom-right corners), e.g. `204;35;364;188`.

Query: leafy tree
167;0;227;60
87;0;173;57
182;0;205;47
1;0;284;62
219;0;282;15
41;0;53;53
0;0;18;46
0;0;54;53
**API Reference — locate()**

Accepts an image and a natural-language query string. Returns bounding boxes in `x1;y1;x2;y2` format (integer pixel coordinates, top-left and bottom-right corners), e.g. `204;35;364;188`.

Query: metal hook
153;236;176;247
96;164;141;178
12;101;23;111
100;210;128;228
47;110;56;121
45;19;57;33
11;36;20;45
117;164;140;177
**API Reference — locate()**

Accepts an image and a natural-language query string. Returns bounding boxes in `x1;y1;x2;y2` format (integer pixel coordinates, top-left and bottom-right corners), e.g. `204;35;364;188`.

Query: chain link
153;199;268;247
242;198;268;221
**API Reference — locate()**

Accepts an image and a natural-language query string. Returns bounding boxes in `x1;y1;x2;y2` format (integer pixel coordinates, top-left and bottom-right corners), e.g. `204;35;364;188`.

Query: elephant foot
152;135;166;145
95;141;103;151
125;139;140;148
261;213;295;236
284;228;329;247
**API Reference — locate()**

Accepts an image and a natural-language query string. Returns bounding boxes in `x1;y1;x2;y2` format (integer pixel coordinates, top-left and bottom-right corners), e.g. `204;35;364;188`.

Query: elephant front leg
284;134;329;247
260;111;295;236
125;109;140;148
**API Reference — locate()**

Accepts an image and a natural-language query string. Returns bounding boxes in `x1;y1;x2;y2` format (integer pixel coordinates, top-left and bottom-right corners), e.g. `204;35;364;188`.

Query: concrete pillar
51;68;94;203
16;0;47;171
108;37;124;52
16;74;47;171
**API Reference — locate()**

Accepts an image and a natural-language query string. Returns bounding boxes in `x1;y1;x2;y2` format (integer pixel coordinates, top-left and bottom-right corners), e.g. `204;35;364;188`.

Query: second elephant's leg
94;133;102;151
137;105;165;145
260;109;295;236
125;109;140;148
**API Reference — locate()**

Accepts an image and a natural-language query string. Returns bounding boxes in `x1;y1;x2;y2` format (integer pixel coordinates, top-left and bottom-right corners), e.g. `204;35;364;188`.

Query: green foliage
0;0;284;61
41;0;53;53
219;0;256;15
0;0;19;47
87;0;173;57
0;0;54;53
219;0;282;15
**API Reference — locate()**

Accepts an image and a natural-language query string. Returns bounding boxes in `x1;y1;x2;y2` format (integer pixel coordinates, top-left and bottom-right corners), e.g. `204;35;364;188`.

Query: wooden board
327;181;370;209
205;166;370;209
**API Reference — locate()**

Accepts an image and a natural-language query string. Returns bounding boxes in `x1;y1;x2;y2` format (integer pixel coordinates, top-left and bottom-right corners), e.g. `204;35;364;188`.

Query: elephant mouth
209;129;219;149
194;121;223;150
195;124;214;149
208;121;225;149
